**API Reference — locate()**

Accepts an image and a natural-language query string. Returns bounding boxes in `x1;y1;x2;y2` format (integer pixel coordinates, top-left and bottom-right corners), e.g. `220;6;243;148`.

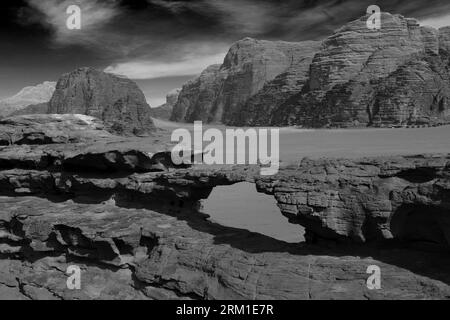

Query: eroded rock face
2;195;450;300
171;65;226;122
230;41;321;126
48;67;155;136
274;13;450;127
256;155;450;248
172;13;450;127
172;38;321;124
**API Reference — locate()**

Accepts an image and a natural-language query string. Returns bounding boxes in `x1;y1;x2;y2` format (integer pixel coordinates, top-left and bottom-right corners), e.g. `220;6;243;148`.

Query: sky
1;0;450;107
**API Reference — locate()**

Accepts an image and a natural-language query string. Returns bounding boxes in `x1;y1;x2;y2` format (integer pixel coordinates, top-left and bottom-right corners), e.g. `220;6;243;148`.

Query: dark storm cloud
1;0;450;84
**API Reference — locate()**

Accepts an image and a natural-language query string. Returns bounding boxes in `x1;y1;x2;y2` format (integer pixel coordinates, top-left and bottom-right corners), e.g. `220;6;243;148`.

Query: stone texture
231;41;321;126
0;114;112;146
256;154;450;248
272;13;450;127
48;67;154;136
171;13;450;127
172;38;321;124
171;65;226;123
1;117;450;299
150;88;180;120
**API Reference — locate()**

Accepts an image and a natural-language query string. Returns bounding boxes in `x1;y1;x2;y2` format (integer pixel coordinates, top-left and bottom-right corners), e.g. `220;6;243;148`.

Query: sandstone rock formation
0;82;55;118
256;155;450;248
48;67;154;136
273;13;450;127
150;88;180;120
171;13;450;127
0;117;449;299
171;65;226;122
172;38;322;124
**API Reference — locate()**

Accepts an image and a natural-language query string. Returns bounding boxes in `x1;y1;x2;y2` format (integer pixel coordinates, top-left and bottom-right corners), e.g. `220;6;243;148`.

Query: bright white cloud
421;14;450;29
104;52;226;79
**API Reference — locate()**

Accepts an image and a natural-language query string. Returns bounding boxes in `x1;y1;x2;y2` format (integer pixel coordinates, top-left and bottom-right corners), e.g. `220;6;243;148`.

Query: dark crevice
396;167;438;183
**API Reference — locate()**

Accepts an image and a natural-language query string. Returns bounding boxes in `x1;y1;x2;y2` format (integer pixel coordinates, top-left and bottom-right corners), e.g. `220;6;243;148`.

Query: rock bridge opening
200;182;304;243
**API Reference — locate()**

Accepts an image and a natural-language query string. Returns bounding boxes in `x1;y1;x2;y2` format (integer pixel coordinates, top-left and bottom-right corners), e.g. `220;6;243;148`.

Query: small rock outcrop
48;67;155;136
0;114;112;145
150;88;181;120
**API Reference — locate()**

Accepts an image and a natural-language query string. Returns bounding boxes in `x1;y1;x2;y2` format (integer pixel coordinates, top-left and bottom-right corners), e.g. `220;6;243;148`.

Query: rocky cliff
171;13;450;127
48;67;154;135
0;118;449;299
150;88;180;120
272;13;450;127
171;65;226;122
171;38;321;124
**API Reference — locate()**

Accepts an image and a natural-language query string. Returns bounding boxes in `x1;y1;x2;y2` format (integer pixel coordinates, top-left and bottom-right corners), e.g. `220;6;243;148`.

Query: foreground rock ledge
1;195;450;300
0;145;449;299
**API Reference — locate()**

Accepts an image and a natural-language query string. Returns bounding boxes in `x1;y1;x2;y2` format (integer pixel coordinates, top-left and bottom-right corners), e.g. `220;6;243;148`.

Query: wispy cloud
105;52;226;79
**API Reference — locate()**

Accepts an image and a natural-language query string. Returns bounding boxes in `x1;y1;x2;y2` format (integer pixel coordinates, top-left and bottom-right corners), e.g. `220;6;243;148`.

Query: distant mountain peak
0;81;56;117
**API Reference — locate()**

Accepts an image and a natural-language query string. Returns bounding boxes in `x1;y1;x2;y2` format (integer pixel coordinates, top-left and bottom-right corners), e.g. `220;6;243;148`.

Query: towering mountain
272;13;450;127
171;38;321;124
48;67;155;135
171;13;450;127
150;88;181;120
0;81;55;117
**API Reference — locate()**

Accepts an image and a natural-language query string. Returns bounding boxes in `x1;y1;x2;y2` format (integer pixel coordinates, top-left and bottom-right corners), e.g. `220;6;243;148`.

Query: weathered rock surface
0;82;55;118
1;119;450;299
48;67;155;136
171;65;226;122
0;114;112;146
172;38;321;124
150;88;181;120
256;155;450;248
273;13;450;127
230;41;321;126
2;195;450;300
171;13;450;127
